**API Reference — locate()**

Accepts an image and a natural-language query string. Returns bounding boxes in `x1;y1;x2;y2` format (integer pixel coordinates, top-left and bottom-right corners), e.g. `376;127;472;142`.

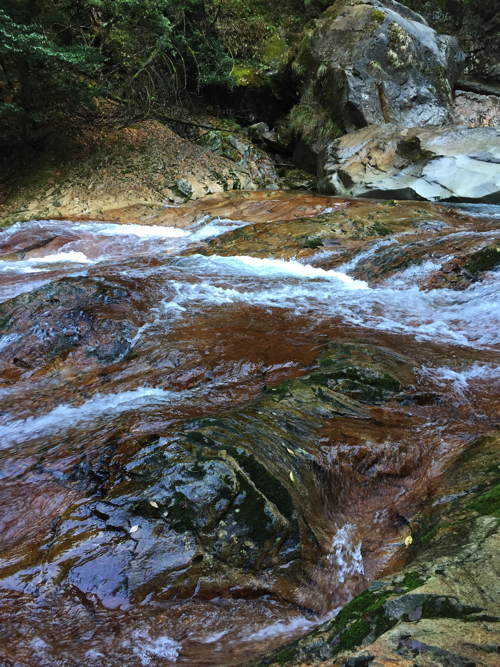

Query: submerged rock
0;340;423;609
317;124;500;202
0;277;144;374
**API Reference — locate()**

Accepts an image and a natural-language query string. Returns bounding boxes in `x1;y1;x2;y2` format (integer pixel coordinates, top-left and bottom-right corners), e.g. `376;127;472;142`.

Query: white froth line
196;255;370;289
0;387;193;448
419;363;500;395
27;251;95;264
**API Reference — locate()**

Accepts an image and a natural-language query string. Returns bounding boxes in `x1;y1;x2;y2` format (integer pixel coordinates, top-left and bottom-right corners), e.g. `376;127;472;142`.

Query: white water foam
385;258;451;288
327;523;364;584
160;253;500;348
0;386;198;448
182;255;369;289
130;629;181;665
27;250;95;263
0;251;95;275
419;363;500;397
0;333;21;353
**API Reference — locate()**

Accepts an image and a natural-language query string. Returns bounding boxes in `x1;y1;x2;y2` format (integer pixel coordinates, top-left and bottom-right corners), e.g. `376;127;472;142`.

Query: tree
87;0;234;111
0;0;103;143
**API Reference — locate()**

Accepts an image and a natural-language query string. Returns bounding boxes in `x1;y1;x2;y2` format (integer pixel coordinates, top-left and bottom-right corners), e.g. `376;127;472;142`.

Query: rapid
0;194;499;666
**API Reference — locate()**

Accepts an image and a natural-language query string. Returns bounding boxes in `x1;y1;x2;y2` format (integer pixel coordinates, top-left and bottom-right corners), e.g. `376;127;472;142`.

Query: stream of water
0;197;499;665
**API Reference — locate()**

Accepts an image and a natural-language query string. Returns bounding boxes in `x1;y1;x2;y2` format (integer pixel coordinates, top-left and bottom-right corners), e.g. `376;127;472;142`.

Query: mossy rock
283;169;317;190
232;63;271;88
463;246;500;277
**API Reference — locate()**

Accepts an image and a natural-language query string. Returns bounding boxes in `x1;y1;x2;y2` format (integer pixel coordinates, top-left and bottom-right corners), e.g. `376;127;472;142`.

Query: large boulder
317;124;500;203
299;0;465;132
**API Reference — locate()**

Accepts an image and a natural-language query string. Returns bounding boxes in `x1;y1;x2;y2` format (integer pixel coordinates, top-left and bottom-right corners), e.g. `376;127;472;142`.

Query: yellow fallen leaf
289;471;294;482
150;501;159;508
286;448;294;456
129;525;139;534
405;535;413;546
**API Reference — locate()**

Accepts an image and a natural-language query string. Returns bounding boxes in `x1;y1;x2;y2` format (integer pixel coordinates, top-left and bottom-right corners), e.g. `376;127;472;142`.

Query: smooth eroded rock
318;124;500;202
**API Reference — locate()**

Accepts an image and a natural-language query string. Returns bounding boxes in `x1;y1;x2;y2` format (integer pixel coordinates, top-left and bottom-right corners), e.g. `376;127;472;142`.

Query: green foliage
0;0;236;140
287;103;341;142
0;0;103;139
90;0;235;109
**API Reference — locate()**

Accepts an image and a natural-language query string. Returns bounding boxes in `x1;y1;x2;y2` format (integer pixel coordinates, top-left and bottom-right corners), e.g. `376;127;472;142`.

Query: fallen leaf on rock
290;472;294;482
405;535;413;546
150;501;159;508
129;525;139;534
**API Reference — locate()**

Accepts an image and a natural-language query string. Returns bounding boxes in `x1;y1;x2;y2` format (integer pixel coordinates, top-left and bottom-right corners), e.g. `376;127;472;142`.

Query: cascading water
0;195;499;666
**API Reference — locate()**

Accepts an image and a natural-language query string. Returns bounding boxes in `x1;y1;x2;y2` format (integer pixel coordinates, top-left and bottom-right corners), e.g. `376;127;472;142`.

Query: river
0;193;499;665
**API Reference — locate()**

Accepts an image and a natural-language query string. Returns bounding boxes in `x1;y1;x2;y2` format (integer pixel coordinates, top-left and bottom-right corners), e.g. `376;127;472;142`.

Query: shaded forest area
1;0;499;187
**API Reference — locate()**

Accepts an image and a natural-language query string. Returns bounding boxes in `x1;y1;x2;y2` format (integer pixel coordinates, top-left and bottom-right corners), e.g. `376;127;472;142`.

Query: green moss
302;366;401;403
466;483;500;517
262;33;288;65
338;619;371;652
372;221;392;236
463;247;500;276
264;379;291;401
224;445;295;520
274;647;296;664
415;524;444;544
302;237;324;249
371;9;386;23
232;63;269;88
287;103;342;142
399;571;426;591
421;595;483;621
335;589;389;629
328;587;396;657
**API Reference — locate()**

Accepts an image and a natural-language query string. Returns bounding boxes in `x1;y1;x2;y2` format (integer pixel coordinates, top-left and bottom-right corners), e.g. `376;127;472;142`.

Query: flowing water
0;195;499;666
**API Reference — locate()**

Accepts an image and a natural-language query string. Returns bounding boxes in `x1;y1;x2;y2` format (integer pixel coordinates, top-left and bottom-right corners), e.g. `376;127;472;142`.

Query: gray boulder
317;124;500;203
301;0;465;132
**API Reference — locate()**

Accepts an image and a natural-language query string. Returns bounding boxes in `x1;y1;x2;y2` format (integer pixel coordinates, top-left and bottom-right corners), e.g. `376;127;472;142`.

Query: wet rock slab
0;340;424;610
254;432;500;667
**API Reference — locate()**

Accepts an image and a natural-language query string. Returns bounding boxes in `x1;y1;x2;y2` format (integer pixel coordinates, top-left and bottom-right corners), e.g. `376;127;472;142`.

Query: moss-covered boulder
295;0;465;133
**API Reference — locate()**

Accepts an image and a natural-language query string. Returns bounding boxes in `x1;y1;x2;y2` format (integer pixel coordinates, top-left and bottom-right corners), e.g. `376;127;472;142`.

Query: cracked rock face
318;124;500;203
303;0;465;131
